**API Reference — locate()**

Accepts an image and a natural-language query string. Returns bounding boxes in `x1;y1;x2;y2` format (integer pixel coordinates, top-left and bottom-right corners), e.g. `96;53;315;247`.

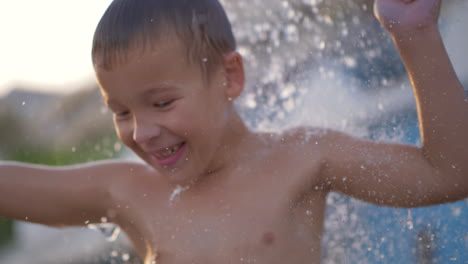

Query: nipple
262;232;275;246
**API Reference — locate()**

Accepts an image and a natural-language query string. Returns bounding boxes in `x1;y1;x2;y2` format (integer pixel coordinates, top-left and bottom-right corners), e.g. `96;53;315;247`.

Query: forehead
96;34;188;74
96;38;203;98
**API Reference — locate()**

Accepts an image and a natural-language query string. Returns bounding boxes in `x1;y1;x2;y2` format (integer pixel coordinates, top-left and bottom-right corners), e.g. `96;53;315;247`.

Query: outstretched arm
0;160;138;226
317;0;467;207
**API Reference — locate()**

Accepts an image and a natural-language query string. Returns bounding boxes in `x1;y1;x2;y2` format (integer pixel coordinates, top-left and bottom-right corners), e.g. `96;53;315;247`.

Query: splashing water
169;185;191;203
87;223;121;242
406;209;414;230
86;217;121;242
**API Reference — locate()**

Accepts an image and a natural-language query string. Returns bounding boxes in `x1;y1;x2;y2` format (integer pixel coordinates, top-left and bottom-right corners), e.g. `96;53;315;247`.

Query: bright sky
0;0;113;96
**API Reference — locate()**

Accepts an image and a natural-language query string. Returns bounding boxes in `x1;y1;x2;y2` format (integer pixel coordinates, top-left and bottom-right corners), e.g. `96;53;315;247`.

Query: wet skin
114;132;328;263
96;39;329;263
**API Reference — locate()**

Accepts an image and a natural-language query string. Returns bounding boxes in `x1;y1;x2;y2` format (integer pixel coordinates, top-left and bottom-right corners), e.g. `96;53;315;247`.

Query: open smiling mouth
151;142;186;167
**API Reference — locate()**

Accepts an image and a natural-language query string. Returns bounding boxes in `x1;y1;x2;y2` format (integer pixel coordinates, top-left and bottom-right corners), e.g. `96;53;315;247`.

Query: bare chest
122;178;325;264
119;144;326;263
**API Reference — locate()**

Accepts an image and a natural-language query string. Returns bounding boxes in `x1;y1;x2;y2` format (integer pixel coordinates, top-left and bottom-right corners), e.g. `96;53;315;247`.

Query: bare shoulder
255;127;331;189
81;160;167;223
59;160;161;201
271;126;333;155
90;160;164;197
258;126;330;147
60;159;157;187
57;159;165;206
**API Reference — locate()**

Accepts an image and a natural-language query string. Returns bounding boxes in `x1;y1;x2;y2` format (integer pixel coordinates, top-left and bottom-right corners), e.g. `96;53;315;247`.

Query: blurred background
0;0;466;263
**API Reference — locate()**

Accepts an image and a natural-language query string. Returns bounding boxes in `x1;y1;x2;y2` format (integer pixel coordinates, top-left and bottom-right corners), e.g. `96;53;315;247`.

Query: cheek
114;122;134;147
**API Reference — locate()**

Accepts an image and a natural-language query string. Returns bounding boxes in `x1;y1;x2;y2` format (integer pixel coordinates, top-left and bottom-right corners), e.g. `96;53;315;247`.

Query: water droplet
318;40;326;50
122;253;130;261
21;101;26;106
343;56;357;68
451;206;461;217
110;250;118;257
87;223;121;242
202;58;208;63
342;177;347;182
306;210;313;216
71;147;76;153
406;209;414;230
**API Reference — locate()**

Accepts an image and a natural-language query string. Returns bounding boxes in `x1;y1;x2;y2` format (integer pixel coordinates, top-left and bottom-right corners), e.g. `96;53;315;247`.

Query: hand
374;0;442;36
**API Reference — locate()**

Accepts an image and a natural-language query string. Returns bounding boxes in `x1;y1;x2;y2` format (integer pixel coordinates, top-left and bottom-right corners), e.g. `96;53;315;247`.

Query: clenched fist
374;0;442;36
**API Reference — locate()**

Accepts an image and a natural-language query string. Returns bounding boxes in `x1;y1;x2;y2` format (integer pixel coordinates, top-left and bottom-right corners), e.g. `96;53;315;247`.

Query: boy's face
95;38;235;184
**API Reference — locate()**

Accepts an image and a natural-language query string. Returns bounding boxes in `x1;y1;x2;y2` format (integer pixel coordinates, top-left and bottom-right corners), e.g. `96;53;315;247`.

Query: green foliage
10;134;123;166
0;218;14;247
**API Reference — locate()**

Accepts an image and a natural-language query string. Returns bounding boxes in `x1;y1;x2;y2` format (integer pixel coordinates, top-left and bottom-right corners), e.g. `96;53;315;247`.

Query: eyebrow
141;84;178;97
105;84;179;106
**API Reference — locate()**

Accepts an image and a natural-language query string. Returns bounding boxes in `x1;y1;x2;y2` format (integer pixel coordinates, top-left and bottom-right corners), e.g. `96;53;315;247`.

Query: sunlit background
0;0;467;263
0;0;112;96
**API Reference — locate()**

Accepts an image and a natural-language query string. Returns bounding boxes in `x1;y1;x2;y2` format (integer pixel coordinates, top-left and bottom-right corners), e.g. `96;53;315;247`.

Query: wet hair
92;0;236;77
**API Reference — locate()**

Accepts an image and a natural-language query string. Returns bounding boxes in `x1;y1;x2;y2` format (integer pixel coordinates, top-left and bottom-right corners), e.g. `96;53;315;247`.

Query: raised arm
317;0;467;207
0;160;138;226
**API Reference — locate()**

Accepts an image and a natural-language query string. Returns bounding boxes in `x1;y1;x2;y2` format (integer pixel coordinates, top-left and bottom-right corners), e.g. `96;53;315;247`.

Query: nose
132;117;161;145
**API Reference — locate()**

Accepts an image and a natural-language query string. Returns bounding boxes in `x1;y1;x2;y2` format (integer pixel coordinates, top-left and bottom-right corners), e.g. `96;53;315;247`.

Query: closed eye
114;110;130;119
154;99;175;108
117;111;130;116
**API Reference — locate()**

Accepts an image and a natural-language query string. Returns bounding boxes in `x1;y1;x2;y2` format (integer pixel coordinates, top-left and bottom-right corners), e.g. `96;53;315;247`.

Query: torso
112;129;329;264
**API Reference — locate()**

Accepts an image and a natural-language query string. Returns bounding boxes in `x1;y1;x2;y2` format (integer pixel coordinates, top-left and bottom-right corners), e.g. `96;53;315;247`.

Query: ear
222;51;245;100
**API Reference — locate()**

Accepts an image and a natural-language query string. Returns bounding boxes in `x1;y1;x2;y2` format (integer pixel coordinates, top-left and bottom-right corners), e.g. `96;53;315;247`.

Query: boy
1;0;467;263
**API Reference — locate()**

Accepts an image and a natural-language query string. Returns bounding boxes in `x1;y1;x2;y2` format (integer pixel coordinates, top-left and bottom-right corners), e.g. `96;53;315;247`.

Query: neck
202;108;250;178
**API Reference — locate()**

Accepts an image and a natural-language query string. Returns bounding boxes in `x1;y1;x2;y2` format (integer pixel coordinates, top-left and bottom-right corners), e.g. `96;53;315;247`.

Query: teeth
159;143;182;158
